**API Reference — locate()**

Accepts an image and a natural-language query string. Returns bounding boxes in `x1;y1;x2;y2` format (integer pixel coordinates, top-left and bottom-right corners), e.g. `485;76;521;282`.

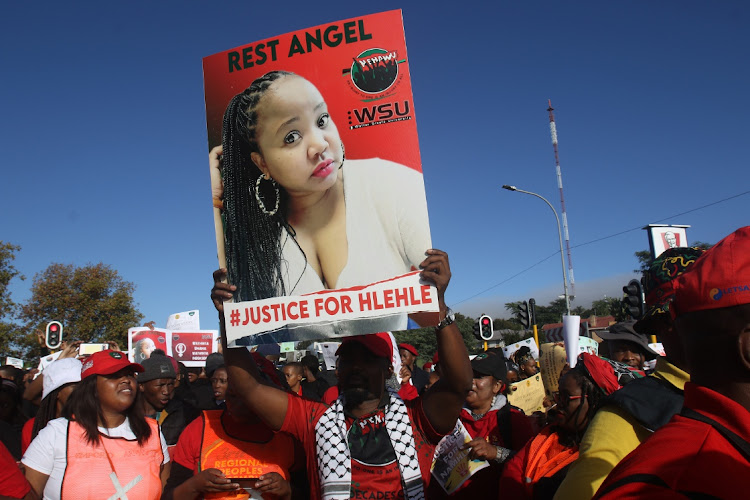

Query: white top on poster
166;310;200;331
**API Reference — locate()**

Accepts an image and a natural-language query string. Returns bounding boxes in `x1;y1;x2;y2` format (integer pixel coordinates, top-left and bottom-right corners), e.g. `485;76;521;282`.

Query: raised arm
419;250;473;434
211;268;289;430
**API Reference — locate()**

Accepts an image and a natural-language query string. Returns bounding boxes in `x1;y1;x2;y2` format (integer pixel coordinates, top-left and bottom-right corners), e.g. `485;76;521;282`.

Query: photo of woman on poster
210;70;431;332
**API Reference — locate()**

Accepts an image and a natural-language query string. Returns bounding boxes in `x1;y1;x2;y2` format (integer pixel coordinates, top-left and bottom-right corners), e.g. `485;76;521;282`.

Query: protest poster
37;351;62;375
503;337;539;361
203;9;436;347
128;328;171;364
539;337;600;396
166;310;201;332
431;419;489;495
5;356;23;369
508;373;546;414
171;330;219;367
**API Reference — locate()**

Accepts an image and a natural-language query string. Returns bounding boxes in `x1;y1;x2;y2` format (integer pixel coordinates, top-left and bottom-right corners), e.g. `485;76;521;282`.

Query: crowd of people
1;227;749;499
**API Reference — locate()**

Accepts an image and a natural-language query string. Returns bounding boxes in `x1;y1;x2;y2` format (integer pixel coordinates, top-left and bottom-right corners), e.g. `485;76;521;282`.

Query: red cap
397;343;418;357
336;332;393;360
432;351;439;364
81;350;144;379
672;226;750;317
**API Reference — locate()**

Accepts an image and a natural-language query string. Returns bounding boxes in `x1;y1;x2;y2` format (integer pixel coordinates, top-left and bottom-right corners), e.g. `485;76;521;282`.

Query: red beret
397;343;418;357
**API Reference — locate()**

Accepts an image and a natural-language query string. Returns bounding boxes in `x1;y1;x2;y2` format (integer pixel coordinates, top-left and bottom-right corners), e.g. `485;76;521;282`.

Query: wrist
494;446;512;463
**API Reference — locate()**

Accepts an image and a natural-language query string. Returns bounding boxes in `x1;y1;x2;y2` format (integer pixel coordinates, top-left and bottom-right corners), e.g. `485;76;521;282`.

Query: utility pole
547;100;575;299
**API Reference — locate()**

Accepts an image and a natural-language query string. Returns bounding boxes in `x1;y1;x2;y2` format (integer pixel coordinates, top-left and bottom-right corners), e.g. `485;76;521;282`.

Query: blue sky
2;1;748;334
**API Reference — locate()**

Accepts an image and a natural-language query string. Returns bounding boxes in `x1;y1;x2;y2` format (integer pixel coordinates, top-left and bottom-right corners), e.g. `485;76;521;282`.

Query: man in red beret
595;227;750;499
398;343;430;393
212;249;472;500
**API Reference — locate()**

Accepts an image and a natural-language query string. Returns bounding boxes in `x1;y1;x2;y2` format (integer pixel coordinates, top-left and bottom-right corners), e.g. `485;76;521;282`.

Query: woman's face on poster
251;75;344;197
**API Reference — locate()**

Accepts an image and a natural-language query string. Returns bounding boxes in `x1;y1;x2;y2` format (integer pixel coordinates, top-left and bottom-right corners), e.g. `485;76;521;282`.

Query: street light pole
502;184;571;316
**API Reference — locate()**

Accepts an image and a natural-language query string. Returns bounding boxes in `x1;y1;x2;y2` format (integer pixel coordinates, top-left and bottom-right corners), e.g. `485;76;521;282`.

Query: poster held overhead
203;10;436;347
562;315;580;368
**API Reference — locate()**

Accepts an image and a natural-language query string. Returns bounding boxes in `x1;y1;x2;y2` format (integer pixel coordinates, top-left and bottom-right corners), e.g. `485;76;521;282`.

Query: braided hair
558;366;607;446
222;70;295;301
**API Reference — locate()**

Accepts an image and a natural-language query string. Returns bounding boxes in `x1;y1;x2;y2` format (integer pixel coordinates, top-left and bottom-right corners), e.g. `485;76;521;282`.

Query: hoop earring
253;175;280;216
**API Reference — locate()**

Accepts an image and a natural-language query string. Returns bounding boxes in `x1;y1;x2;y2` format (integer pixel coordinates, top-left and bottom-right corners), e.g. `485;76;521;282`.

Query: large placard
203;10;436;346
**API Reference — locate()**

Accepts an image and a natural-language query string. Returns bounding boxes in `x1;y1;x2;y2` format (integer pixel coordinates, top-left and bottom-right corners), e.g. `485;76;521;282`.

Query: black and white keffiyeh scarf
314;387;424;499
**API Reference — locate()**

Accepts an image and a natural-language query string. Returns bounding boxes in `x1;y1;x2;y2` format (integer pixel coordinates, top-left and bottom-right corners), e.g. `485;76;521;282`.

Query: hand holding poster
203;10;437;346
431;420;490;495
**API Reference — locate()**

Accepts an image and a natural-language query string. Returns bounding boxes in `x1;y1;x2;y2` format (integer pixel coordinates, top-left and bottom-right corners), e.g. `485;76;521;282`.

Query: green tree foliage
0;242;24;358
393;312;479;367
18;263;143;359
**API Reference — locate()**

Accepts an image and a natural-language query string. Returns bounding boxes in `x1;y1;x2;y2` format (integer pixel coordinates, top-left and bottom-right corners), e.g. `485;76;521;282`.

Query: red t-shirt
322;384;418;406
0;441;31;499
595;382;750;499
21;417;34;455
281;392;444;500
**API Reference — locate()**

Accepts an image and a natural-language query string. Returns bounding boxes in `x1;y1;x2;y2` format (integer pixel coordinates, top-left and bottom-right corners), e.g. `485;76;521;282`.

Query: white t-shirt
22;417;169;500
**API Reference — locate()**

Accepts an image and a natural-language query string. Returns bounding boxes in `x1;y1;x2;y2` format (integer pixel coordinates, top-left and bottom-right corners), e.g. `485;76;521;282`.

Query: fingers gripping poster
203;10;437;346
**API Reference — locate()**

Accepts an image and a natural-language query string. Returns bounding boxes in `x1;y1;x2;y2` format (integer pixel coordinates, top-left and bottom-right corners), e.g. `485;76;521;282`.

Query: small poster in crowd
318;342;340;371
170;330;219;367
166;310;201;332
431;419;489;494
539;337;599;396
128;328;171;364
503;337;539;361
508;374;546;414
5;357;23;369
203;9;437;347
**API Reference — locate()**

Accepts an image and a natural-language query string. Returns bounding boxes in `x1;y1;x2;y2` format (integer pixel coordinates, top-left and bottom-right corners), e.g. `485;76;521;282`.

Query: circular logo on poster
350;48;399;94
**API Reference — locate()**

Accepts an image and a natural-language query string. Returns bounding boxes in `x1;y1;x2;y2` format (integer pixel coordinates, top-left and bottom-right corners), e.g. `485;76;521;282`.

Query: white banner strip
224;271;438;346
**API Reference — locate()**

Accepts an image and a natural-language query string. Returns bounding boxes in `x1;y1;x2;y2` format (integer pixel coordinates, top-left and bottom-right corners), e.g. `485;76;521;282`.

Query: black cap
205;352;225;378
136;354;176;383
471;352;507;383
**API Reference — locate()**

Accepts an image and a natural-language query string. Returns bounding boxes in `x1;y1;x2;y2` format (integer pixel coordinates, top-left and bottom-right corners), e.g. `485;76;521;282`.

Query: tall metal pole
502;185;571;315
547;101;575;298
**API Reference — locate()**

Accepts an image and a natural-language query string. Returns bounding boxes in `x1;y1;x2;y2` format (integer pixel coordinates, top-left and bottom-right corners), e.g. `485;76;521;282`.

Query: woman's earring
340;142;346;169
253;175;280;216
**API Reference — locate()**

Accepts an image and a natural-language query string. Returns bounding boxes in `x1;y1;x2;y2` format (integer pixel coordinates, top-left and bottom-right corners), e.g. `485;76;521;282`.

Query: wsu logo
349;48;399;94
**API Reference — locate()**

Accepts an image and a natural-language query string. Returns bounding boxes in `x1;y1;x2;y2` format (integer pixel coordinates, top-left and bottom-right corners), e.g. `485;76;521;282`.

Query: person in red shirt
212;249;472;499
163;352;305;500
595;226;750;499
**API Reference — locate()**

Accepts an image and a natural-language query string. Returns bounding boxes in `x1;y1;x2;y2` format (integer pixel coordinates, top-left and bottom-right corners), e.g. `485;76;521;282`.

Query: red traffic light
482;318;490;326
50;324;58;332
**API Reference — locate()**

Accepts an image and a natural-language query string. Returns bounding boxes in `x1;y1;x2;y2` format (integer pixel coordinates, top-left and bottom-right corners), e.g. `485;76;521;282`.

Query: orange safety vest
199;410;296;500
61;419;163;499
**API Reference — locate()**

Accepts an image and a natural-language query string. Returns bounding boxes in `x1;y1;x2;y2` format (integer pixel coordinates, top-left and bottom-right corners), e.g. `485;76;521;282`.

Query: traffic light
46;321;63;350
517;301;530;329
622;279;645;319
473;318;482;340
479;315;493;340
528;298;537;327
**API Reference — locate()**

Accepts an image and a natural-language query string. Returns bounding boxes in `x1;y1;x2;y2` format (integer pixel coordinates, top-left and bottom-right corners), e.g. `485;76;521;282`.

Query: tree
17;263;144;359
0;242;24;358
